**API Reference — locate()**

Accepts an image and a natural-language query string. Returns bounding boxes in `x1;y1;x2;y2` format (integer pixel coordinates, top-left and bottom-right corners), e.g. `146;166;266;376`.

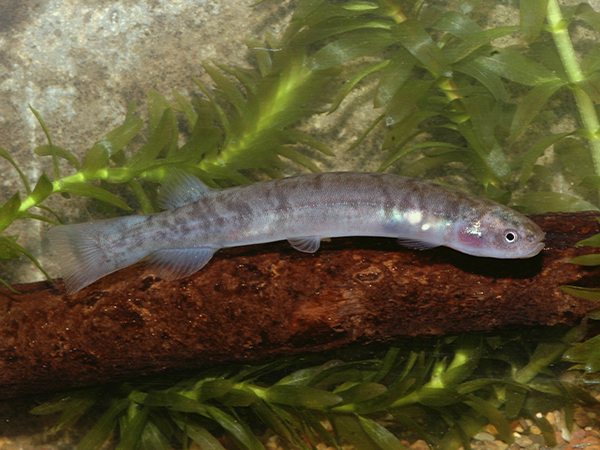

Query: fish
47;171;545;294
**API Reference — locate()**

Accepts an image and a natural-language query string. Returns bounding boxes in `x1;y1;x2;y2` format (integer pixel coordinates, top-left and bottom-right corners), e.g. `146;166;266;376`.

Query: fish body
48;171;545;294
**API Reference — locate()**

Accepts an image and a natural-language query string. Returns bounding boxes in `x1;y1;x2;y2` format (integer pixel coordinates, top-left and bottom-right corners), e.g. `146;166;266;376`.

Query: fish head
450;208;545;259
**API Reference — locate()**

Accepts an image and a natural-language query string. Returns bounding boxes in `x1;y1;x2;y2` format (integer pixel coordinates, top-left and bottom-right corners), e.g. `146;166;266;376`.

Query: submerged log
0;211;599;399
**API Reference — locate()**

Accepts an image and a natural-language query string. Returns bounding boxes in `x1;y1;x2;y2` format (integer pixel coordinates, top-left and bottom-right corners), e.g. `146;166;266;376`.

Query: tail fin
47;218;148;295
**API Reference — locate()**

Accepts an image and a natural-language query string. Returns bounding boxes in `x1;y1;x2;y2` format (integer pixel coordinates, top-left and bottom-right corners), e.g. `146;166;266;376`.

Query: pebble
530;425;541;435
486;424;499;435
474;432;496;442
575;407;590;428
494;440;509;450
409;440;429;450
515;437;533;447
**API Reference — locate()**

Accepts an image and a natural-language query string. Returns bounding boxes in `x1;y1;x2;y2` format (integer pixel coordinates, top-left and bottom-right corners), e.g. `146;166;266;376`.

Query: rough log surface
0;212;599;399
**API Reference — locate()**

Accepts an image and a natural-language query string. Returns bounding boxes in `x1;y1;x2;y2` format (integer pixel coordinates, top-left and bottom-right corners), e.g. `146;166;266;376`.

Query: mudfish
48;171;545;294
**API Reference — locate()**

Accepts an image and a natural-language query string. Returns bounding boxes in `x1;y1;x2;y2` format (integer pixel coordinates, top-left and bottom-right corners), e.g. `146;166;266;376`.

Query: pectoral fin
149;247;217;280
288;236;321;253
397;238;439;251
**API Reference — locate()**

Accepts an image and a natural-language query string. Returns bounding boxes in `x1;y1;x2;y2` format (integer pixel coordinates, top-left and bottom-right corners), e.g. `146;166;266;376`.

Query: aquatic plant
2;0;600;448
31;328;595;450
293;0;600;211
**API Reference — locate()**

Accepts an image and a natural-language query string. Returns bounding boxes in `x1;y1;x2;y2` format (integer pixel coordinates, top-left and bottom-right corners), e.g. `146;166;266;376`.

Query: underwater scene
1;0;600;448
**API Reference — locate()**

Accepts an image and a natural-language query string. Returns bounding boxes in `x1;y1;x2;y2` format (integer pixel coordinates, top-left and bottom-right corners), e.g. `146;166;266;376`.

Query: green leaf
582;43;600;75
0;192;21;232
333;415;380;450
147;89;172;135
450;26;520;63
374;48;416;108
275;363;332;386
508;80;565;143
0;146;32;194
342;1;379;11
142;391;208;413
465;395;513;443
330;60;389;112
384;79;434;127
555;137;596;180
575;3;600;34
396;18;451;77
251;401;296;445
292;0;327;20
382;110;439;151
580;175;600;189
34;144;81;169
140;421;171;450
76;399;129;450
116;407;148;450
206;406;264;450
197;379;234;402
520;0;550;43
30;171;55;204
185;424;226;450
59;183;132;211
336;382;387;404
460;94;505;154
276;146;321;172
203;62;246;116
577;71;600;103
308;29;397;70
560;286;600;300
172;89;198;128
531;412;557;447
563;333;600;370
456;119;511;183
519;132;571;185
476;49;562;86
433;10;483;39
0;236;22;260
0;235;52;280
359;416;407;450
80;118;144;174
381;140;462;171
265;385;342;408
277;130;334;156
126;109;174;170
246;36;272;77
515;192;599;213
29;105;55;146
417;388;464;406
217;388;257;407
568;254;600;266
456;59;509;102
575;228;600;247
505;386;527;419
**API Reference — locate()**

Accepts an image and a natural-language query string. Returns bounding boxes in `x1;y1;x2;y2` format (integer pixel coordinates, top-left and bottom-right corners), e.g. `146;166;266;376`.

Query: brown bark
0;211;599;399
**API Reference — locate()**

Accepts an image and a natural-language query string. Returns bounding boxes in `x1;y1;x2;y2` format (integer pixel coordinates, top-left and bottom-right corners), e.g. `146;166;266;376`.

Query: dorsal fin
159;168;214;210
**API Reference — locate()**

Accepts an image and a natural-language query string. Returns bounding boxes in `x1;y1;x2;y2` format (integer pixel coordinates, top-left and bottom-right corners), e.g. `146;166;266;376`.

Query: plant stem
546;0;600;187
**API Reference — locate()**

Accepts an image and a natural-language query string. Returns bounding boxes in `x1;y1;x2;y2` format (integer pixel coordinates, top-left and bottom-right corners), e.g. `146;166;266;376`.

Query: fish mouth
519;239;545;258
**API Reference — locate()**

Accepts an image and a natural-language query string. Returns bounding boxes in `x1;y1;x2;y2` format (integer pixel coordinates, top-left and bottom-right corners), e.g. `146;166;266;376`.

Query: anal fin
149;247;217;280
288;236;321;253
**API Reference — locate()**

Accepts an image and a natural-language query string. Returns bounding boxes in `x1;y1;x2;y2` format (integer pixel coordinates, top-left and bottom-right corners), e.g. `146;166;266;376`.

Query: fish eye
504;230;518;243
